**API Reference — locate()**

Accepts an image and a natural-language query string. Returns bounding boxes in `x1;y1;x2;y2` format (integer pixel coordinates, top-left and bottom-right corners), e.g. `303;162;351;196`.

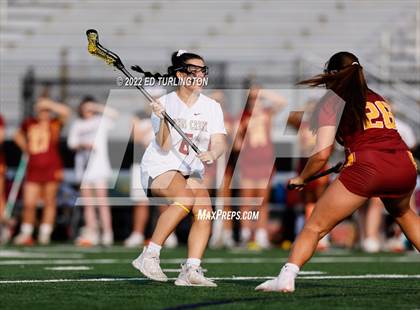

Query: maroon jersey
319;91;408;152
21;117;63;182
238;108;274;180
0;115;5;174
318;90;416;198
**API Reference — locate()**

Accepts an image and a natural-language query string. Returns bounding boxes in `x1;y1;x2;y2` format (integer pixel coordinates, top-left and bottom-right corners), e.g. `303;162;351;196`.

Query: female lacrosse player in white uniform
132;50;226;287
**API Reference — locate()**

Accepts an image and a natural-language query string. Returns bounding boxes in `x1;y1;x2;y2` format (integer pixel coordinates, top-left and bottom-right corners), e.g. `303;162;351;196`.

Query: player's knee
194;205;212;216
191;205;212;224
305;221;329;237
175;191;195;210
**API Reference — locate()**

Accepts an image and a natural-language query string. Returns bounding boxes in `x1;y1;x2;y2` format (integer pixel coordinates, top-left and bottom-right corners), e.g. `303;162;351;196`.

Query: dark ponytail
298;51;369;137
131;50;204;80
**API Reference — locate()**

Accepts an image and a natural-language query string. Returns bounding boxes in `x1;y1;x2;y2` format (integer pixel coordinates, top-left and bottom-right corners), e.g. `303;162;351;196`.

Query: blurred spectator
237;86;286;248
13;95;71;245
205;90;236;248
0;114;6;242
124;109;153;248
67;97;117;246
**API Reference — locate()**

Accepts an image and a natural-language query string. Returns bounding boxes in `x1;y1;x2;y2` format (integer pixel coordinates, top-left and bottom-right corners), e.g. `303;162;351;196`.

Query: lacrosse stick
86;29;202;156
287;161;343;190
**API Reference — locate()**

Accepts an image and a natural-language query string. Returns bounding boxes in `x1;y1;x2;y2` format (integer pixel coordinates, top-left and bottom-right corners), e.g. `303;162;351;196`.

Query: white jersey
67;115;113;183
141;91;226;188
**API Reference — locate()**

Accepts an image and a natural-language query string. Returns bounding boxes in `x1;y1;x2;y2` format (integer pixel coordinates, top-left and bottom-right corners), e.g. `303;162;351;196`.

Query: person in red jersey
0;115;6;227
236;86;286;249
13;95;71;245
289;100;331;250
256;51;419;293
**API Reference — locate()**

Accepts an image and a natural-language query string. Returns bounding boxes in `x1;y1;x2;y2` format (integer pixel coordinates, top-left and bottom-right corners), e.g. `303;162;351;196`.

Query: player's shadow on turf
163;297;283;310
224;280;349;291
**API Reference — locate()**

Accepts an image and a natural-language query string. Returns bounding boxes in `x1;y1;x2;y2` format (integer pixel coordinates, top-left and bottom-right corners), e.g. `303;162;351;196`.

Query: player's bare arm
13;129;28;154
37;98;72;123
152;100;172;152
197;133;226;163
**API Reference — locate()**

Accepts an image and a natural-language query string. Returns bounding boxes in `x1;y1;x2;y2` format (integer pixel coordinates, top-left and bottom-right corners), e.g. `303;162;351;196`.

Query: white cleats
164;232;178;248
175;264;217;287
101;231;114;246
362;238;381;253
38;224;53;245
0;224;11;245
75;227;99;247
132;247;168;282
255;229;271;249
255;265;297;292
124;232;144;248
13;233;34;246
37;232;51;245
210;230;235;249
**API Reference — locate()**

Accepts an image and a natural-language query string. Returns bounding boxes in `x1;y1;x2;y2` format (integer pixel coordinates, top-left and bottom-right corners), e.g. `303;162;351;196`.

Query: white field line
161;257;420;264
8;246;418;256
13;246;141;254
44;266;92;271
230;248;352;256
0;250;84;259
0;259;123;265
0;256;419;266
161;270;324;275
162;268;208;273
0;274;419;284
11;246;286;254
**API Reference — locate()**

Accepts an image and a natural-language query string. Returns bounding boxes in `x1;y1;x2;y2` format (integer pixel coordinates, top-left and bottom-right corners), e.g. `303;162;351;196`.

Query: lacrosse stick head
86;29;123;68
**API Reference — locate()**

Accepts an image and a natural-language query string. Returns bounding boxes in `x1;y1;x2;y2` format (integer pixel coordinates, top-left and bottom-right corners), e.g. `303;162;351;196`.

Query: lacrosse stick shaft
5;154;28;219
118;67;201;154
287;161;343;190
86;29;200;154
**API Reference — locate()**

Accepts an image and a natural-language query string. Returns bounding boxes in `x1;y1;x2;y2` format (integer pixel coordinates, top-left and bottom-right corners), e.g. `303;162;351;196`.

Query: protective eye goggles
177;64;209;76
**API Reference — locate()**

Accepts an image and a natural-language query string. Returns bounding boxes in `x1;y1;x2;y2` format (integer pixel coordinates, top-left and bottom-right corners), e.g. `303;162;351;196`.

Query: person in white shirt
67;97;118;246
132;50;226;287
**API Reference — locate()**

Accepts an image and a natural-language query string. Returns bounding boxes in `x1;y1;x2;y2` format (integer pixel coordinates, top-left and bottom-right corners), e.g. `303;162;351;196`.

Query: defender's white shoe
132;248;168;282
255;265;296;292
175;264;217;287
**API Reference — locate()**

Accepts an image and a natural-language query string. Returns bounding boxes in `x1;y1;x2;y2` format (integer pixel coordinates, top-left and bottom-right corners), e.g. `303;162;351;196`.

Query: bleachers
1;0;419;134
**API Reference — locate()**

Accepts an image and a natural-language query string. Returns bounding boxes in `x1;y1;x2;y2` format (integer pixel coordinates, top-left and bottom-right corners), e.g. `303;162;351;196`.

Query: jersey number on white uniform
179;133;194;155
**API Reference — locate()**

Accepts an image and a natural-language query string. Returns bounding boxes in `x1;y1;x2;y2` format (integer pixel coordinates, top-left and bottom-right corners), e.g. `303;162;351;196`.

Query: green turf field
0;245;419;309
